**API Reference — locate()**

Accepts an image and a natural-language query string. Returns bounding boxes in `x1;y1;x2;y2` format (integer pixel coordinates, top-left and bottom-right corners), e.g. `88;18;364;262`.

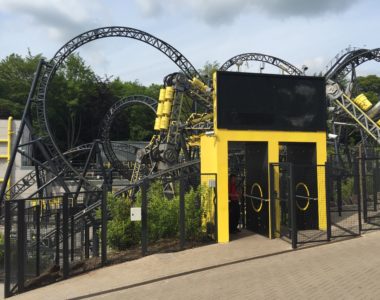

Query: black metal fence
140;172;217;255
3;190;106;298
270;163;330;248
269;150;380;249
2;171;217;298
328;158;361;238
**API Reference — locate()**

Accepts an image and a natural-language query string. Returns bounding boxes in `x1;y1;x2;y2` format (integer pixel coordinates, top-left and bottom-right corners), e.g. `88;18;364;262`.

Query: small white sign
208;179;216;188
131;207;142;221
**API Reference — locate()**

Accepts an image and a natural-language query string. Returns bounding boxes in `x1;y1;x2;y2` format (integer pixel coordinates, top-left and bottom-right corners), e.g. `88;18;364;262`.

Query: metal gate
270;162;329;248
269;163;296;246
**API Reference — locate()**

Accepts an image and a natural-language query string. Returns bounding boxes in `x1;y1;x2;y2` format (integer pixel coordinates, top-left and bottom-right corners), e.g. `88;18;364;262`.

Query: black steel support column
0;60;44;203
36;205;41;276
289;164;297;249
17;200;25;293
4;200;11;298
62;194;69;278
179;176;186;249
141;180;148;256
101;188;107;266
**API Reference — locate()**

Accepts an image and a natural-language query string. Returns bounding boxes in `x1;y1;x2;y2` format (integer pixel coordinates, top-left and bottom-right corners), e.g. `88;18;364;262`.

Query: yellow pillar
268;140;279;239
316;133;327;230
7;116;13;194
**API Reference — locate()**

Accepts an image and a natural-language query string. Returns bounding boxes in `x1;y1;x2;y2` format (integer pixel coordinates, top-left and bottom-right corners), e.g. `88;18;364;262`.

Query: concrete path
11;231;380;299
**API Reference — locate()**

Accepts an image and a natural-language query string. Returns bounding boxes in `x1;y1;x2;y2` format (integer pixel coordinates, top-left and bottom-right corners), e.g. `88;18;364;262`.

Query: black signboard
216;71;326;131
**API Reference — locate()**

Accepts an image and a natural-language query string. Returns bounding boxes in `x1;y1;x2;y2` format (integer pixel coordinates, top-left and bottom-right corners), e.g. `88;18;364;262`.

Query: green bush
106;181;205;251
106;194;141;250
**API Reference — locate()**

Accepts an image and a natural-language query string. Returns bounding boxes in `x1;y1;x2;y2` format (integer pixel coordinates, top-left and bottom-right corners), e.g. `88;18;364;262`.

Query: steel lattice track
100;95;158;177
33;27;200;192
4;143;95;200
114;159;200;196
219;52;302;75
325;48;380;147
325;48;380;80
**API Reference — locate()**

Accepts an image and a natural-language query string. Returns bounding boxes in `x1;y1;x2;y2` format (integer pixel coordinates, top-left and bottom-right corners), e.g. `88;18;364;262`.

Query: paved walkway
11;231;380;299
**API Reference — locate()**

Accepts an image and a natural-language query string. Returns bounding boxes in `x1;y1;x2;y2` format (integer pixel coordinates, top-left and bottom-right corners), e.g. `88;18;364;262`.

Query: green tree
0;52;42;118
357;75;380;104
198;60;220;83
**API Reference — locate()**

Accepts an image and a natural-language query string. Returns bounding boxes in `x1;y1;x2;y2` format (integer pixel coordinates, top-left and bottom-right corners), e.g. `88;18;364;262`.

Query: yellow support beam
0;117;13;197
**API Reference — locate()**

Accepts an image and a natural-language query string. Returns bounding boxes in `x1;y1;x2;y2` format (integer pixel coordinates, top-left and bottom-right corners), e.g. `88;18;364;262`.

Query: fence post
62;194;69;278
354;158;362;233
101;189;107;266
337;175;342;217
289;164;297;249
55;211;60;266
374;159;378;212
70;208;75;262
93;224;99;257
179;176;186;249
325;163;332;241
36;205;41;276
84;222;89;259
4;200;11;298
269;164;275;239
361;157;368;223
141;180;148;256
17;200;25;293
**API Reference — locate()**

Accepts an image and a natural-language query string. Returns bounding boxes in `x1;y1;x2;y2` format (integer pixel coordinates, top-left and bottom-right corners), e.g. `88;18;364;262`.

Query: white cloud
136;0;359;25
0;0;106;41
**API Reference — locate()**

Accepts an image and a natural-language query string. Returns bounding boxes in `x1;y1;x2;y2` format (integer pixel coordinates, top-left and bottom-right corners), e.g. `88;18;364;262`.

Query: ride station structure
201;71;327;242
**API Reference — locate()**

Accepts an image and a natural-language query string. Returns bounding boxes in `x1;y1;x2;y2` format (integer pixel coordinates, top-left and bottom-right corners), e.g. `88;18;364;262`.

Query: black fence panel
3;191;104;297
328;159;361;238
270;163;329;248
359;154;380;231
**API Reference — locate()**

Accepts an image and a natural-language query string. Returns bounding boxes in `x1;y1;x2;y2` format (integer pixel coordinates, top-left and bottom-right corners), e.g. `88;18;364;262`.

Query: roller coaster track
325;48;380;80
327;84;380;144
114;158;200;196
100;95;158;177
219;52;302;75
31;27;201;196
4;143;95;201
325;48;380;146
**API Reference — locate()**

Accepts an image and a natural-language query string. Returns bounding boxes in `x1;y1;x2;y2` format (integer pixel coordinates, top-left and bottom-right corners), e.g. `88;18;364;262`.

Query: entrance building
201;71;327;243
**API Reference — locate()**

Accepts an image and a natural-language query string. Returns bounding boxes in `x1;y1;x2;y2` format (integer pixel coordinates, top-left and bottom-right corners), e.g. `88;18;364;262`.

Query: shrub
106;180;206;250
106;194;141;250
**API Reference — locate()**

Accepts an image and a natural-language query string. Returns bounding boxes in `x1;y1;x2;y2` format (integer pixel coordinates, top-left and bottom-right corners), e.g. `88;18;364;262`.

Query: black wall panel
217;71;326;132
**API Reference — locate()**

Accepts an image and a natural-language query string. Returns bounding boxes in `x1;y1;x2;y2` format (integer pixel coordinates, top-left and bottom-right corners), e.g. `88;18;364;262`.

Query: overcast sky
0;0;378;84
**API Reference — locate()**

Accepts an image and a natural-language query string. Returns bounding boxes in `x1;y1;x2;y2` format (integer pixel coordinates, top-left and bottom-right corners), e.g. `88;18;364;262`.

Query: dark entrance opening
228;142;269;239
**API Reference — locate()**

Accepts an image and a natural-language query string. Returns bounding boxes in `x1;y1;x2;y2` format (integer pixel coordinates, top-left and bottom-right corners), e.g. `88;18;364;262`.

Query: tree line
0;52;161;150
0;53;379;150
